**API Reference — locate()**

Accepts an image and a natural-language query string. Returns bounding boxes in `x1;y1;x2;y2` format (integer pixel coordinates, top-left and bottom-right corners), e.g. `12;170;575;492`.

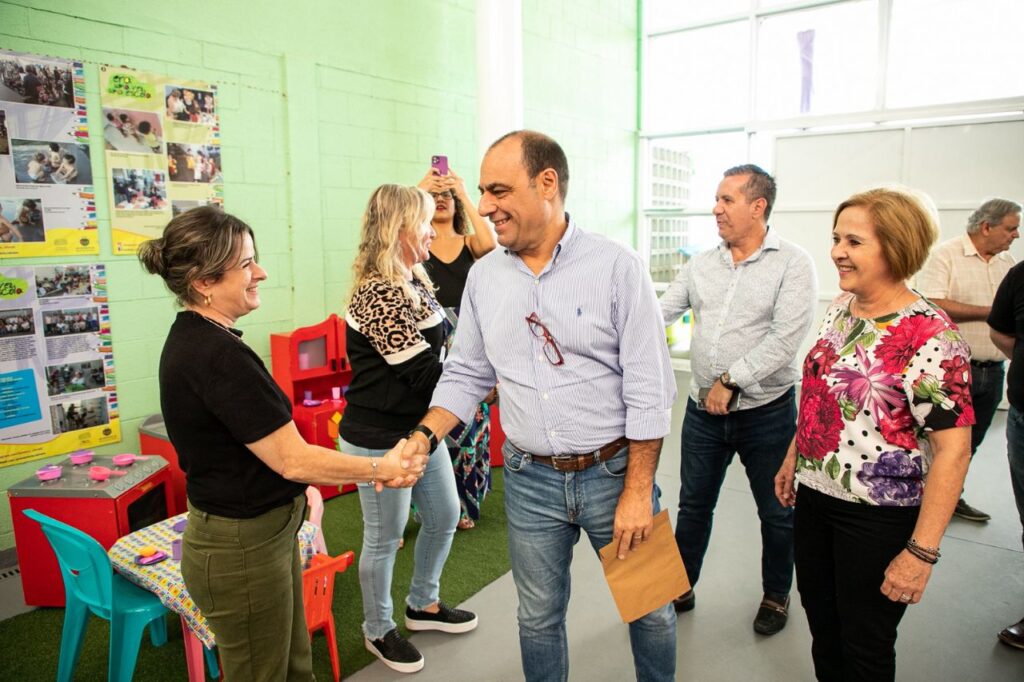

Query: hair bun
137;238;166;277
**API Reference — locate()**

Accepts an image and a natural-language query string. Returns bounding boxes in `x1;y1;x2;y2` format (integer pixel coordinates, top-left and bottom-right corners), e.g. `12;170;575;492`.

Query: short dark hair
489;130;569;201
724;164;777;220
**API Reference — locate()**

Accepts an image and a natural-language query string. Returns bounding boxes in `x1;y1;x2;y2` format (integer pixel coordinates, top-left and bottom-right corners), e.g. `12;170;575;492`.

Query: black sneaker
953;498;991;522
365;628;424;673
405;602;479;634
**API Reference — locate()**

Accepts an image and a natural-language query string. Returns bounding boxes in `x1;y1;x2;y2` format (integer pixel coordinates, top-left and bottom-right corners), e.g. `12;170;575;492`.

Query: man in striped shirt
661;165;817;636
917;198;1021;522
407;130;678;682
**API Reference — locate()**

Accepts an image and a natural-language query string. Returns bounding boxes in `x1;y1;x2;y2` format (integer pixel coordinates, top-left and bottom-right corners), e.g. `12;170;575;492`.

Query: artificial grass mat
0;469;510;680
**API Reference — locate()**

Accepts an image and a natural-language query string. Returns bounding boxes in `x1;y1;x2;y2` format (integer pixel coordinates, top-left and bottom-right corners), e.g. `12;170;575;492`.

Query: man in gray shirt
661;164;816;635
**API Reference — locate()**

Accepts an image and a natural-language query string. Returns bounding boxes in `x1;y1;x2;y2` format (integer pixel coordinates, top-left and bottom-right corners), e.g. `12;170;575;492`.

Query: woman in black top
418;166;497;529
338;185;478;674
138;206;424;682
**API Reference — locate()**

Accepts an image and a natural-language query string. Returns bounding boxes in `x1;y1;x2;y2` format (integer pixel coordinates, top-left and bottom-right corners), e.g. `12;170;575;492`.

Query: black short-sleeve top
159;310;306;518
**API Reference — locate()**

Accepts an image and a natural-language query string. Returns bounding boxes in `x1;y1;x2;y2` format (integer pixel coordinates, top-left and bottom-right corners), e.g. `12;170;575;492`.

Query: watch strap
408;424;438;452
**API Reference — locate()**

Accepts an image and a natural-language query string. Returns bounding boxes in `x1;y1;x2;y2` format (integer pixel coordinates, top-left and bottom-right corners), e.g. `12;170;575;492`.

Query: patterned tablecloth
108;512;317;648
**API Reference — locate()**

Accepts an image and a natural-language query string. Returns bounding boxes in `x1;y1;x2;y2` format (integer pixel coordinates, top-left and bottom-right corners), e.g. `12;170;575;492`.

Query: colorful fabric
448;401;491;521
794;293;974;506
108;512;317;648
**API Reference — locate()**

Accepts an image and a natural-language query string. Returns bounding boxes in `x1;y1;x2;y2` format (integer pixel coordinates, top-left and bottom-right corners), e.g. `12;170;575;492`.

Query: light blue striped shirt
431;216;676;455
660;227;817;409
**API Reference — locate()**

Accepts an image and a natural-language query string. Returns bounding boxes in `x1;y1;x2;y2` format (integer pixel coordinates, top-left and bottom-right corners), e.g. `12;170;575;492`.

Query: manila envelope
598;509;690;623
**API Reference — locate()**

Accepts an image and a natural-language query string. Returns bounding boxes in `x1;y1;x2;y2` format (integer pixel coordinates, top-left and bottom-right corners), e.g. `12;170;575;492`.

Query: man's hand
774;438;798;507
612;487;654;560
376;438;426;492
704;380;734;415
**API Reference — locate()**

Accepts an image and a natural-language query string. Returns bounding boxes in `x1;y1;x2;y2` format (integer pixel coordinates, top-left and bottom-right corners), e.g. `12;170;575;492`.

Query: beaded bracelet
906;543;938;564
907;538;941;558
370;458;378;485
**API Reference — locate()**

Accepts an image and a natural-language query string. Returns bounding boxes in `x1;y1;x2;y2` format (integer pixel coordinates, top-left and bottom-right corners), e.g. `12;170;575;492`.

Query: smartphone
431;155;449;176
697;386;740;412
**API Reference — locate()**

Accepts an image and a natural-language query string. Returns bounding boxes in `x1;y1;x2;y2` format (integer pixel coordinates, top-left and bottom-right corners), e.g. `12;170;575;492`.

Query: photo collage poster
100;66;223;254
0;264;120;467
0;49;97;258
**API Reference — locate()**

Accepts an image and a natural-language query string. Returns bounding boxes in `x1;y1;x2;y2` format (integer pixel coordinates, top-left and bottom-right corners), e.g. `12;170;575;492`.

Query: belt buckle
550;455;575;472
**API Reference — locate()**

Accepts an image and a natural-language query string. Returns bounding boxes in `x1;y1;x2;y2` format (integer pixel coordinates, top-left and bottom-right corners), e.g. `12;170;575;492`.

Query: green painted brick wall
0;0;638;550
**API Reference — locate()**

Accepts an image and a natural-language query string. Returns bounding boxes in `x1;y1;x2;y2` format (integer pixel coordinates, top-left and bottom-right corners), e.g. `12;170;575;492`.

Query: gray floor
350;373;1024;681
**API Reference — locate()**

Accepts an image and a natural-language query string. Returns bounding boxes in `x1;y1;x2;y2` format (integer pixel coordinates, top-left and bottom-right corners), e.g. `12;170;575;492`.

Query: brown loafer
998;618;1024;650
753;594;790;635
673;590;695;613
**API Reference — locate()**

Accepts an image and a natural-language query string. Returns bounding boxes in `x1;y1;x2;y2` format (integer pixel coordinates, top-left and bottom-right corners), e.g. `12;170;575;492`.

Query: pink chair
305;486;328;555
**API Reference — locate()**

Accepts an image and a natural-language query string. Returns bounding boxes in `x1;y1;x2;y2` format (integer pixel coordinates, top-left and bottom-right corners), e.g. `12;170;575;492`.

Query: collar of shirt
502;212;577;277
716;225;779;265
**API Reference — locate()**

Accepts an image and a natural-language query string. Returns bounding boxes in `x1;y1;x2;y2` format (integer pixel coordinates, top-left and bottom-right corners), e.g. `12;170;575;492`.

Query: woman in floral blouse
774;188;972;681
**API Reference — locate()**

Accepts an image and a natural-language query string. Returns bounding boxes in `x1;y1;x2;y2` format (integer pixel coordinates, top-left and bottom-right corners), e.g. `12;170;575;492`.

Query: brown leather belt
529;437;630;472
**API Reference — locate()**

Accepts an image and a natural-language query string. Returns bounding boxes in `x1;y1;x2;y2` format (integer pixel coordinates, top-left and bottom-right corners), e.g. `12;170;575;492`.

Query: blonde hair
349;184;435;308
833;187;939;282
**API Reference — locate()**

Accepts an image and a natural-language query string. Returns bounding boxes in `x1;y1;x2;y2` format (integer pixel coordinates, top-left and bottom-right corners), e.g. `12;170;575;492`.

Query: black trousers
794;486;919;682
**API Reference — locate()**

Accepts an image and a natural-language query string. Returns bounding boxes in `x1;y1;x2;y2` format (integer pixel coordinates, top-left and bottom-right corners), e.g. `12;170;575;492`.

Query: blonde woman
338;184;478;674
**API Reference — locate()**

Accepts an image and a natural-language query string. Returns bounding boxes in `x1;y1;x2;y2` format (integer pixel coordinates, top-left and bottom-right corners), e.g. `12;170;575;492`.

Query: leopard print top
345;276;443;364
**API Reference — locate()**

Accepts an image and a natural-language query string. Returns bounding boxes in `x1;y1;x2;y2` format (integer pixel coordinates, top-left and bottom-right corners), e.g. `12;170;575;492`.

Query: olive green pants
182;495;313;682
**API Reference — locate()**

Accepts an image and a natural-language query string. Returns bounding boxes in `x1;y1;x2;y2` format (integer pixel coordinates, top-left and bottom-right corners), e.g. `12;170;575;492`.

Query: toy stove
8;454;173;606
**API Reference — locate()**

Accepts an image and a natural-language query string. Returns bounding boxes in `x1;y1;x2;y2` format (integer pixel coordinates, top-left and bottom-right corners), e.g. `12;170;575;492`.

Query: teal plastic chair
22;509;169;682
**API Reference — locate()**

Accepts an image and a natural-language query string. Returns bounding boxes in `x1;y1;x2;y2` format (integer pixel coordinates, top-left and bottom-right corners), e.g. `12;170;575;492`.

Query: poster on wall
0;264;120;468
100;66;222;255
0;49;98;258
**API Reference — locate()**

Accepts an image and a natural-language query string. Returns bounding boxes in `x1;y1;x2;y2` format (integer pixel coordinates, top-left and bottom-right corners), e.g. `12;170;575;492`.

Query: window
641;0;1024;289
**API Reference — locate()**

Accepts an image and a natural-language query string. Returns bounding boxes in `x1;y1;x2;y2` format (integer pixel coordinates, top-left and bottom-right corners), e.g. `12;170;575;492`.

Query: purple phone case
431;155;448;175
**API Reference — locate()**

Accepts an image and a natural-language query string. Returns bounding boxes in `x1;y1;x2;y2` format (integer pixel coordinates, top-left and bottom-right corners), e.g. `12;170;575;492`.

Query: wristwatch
408;424;438;453
719;372;739;390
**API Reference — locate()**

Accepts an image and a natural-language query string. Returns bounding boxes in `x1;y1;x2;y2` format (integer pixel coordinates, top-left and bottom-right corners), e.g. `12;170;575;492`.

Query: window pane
647;0;752;32
755;1;878;119
887;0;1024;107
646;133;748;214
645;23;750;132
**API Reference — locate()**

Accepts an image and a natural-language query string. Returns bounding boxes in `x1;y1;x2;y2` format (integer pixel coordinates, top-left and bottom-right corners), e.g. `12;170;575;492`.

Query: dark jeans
968;361;1005;457
676;388;796;596
794;486;919;682
1007;406;1024;551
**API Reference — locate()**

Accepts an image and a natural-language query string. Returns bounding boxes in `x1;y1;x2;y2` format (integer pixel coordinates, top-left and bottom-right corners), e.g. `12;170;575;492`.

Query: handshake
372;428;436;492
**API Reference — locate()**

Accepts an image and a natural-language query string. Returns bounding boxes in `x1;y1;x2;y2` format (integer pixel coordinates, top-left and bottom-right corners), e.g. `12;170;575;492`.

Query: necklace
850;287;915;320
187;309;242;341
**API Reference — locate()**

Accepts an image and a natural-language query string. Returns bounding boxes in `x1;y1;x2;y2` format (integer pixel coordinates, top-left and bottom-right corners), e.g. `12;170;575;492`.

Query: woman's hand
774;438;799;507
880;550;933;605
417;168;454;195
376;438;427;492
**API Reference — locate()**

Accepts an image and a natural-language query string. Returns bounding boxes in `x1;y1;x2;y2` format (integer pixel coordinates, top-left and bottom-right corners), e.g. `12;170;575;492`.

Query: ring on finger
899;593;911;602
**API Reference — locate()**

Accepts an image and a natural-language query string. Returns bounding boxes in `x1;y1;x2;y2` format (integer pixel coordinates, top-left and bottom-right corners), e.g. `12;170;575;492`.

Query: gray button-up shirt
660;227;817;409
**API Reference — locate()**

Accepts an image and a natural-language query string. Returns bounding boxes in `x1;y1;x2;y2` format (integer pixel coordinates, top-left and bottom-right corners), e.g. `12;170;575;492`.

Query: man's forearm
930;298;990;323
622;438;663;495
406;406;463;455
990;328;1016;359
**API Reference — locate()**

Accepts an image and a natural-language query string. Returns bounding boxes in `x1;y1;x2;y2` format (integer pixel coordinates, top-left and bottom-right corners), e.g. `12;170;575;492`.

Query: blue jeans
503;440;676;682
339;437;459;640
1007;406;1024;551
968;361;1005;456
676;389;796;596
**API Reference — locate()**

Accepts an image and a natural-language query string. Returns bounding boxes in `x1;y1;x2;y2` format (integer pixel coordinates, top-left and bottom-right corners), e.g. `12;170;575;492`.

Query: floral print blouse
795;292;974;506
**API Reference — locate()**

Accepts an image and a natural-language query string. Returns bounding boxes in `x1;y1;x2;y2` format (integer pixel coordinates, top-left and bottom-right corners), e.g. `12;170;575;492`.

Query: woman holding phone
417;161;497;529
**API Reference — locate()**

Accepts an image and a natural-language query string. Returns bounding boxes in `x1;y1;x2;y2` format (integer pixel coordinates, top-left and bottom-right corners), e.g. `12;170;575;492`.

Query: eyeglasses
430;191;453;202
526;312;564;366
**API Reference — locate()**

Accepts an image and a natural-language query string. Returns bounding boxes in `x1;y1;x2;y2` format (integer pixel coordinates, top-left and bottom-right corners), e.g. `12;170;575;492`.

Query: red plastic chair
304;486;328;556
302;551;354;682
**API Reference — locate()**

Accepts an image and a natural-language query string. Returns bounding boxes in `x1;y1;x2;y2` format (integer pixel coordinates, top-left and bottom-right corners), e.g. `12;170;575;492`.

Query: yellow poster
0;264;121;467
0;49;98;258
100;67;222;255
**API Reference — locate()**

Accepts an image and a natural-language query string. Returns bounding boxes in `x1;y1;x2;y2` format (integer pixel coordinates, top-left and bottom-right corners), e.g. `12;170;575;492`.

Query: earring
204;293;212;306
